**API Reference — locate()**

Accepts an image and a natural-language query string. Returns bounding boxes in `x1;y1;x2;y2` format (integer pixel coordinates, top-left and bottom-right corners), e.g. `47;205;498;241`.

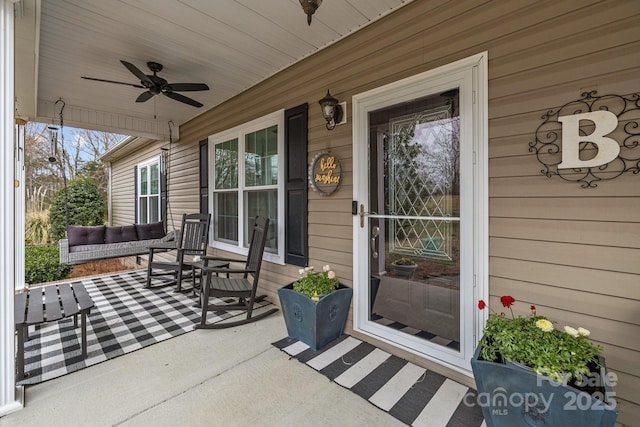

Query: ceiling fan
81;60;209;108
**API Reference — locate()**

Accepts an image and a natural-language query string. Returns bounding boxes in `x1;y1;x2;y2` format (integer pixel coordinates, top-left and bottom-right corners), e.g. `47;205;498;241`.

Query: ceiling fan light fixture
299;0;322;26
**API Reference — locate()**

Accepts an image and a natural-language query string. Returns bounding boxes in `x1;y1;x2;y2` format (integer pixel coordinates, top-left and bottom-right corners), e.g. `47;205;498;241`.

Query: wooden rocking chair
145;213;210;292
196;216;278;329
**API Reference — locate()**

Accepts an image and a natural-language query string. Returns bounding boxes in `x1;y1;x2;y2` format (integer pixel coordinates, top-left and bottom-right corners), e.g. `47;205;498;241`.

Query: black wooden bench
14;283;94;380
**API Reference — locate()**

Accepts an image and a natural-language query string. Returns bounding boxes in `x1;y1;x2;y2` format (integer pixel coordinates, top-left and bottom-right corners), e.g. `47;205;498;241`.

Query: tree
49;179;106;241
24;123;124;212
24;122;64;212
67;129;123;194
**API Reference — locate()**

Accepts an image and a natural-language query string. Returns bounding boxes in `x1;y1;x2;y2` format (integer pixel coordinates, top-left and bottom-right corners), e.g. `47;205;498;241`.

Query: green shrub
49;179;106;241
25;210;51;245
25;244;71;284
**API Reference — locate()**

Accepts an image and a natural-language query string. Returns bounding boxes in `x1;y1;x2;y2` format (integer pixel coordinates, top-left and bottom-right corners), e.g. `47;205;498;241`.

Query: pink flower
327;271;336;279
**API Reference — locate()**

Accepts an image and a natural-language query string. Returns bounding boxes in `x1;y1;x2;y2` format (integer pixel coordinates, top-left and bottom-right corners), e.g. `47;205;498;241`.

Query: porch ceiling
14;0;411;140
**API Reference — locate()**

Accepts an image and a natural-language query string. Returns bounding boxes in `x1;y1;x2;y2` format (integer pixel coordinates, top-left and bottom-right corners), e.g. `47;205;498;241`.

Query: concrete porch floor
0;312;405;427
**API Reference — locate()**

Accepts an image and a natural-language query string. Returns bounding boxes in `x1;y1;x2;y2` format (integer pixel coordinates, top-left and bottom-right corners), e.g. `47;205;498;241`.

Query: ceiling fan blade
120;60;153;86
163;91;203;108
81;76;145;88
136;91;154;103
163;83;209;92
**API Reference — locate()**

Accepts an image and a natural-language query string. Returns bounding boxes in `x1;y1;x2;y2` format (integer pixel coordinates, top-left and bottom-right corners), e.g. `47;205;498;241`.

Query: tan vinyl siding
108;139;167;227
108;1;639;423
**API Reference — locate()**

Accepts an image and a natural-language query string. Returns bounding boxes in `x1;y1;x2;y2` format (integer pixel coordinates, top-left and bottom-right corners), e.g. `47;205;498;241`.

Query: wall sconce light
318;89;343;130
47;125;59;163
299;0;322;26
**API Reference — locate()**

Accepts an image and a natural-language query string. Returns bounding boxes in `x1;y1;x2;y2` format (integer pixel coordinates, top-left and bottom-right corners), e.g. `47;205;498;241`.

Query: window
209;111;284;263
137;157;161;224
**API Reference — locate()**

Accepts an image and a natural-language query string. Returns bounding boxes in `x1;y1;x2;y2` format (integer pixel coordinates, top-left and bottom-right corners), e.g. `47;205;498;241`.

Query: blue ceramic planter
471;339;617;427
278;283;352;351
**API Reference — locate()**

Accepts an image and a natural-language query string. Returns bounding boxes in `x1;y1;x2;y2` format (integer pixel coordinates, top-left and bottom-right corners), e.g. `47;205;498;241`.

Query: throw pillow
105;225;138;243
67;225;106;246
135;221;166;240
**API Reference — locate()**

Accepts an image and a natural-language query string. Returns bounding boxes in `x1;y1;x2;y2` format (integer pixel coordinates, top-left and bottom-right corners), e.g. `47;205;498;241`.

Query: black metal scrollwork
528;91;640;188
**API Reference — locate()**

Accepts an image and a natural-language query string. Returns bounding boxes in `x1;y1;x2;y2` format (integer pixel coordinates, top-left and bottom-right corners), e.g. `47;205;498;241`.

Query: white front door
352;53;488;374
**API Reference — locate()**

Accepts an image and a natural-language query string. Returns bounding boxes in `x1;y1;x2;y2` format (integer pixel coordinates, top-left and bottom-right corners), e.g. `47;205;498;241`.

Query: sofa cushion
135;221;166;240
67;225;106;246
105;225;138;243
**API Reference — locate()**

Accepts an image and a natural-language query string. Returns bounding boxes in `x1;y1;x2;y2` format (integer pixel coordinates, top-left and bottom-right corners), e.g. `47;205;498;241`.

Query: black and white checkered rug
19;270;270;385
273;335;485;427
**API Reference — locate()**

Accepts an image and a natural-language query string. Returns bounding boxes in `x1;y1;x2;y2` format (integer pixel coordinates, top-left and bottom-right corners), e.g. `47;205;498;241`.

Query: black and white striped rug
273;335;485;427
19;270;270;385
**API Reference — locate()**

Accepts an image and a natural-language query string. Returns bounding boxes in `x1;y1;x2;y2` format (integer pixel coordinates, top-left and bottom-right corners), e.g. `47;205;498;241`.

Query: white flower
578;327;590;337
564;326;579;338
298;268;305;275
323;264;331;272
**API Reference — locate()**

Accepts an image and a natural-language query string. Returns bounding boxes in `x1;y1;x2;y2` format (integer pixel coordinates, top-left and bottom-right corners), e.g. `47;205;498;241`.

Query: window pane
215;192;238;244
140;168;148;195
139;197;148;224
149;196;159;222
150;163;159;194
246;190;277;251
267;125;278;185
215;139;238;189
245;125;278;187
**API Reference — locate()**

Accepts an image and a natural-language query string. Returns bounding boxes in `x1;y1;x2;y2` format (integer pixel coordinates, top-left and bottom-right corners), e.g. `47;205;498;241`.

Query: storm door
352;54;487;373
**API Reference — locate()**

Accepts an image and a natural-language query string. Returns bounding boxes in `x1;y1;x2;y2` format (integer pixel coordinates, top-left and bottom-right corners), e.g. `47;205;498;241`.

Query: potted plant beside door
472;296;617;427
390;256;418;279
278;265;352;351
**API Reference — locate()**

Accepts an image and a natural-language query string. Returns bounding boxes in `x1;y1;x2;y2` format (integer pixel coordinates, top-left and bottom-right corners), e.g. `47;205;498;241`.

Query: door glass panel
369;89;461;351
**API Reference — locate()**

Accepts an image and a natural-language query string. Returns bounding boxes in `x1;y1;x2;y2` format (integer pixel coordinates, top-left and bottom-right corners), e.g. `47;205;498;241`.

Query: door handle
359;204;377;228
371;226;379;259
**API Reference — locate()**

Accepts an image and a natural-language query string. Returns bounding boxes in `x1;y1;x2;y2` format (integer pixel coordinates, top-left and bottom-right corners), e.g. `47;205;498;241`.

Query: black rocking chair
146;213;210;292
196;216;278;329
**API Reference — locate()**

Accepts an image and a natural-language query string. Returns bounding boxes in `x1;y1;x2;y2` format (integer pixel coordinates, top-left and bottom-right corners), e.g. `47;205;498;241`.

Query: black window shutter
284;103;309;267
133;165;138;224
160;154;168;232
199;138;209;215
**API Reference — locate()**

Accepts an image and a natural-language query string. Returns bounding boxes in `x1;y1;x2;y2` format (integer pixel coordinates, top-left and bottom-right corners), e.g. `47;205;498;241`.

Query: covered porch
1;270;480;427
2;0;638;425
1;286;404;427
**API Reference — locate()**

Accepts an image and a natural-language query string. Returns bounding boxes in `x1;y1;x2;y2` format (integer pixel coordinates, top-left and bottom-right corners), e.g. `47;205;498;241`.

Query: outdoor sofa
59;222;175;265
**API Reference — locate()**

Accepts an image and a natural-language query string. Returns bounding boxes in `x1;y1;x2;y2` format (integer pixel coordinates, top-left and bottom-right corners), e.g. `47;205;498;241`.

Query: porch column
0;0;22;416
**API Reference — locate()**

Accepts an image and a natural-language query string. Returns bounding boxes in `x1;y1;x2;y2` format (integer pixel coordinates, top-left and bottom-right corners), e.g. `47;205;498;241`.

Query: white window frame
137;156;161;224
208;110;285;264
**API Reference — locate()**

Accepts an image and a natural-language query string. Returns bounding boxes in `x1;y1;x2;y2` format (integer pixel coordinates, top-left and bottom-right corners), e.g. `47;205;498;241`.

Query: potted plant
391;256;418;279
472;296;618;427
278;265;352;351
